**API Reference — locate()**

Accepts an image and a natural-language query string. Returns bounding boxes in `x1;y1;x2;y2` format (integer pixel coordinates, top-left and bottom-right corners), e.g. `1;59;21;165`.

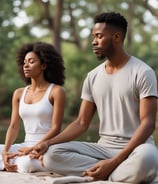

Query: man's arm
84;96;157;180
32;100;96;156
114;96;157;163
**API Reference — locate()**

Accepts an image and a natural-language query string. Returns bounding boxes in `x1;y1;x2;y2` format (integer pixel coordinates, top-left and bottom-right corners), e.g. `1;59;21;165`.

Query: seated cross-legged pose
0;42;65;173
32;12;158;183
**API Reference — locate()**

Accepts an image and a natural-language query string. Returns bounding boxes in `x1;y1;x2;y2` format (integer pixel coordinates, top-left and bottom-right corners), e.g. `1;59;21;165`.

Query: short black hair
94;12;128;40
16;42;65;85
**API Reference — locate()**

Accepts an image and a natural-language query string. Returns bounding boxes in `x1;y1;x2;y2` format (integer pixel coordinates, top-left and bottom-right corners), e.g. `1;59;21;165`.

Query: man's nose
92;38;98;45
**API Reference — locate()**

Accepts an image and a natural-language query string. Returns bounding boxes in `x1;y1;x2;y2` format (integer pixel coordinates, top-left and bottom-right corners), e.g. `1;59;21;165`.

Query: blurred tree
18;0;158;54
0;0;158;120
0;0;37;118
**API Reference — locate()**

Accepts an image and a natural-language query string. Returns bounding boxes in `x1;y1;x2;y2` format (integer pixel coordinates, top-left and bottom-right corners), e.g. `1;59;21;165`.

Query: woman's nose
23;62;29;68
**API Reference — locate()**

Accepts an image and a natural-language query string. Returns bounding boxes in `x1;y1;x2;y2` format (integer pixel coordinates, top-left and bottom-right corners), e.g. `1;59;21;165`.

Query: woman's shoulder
48;84;65;104
14;87;25;94
49;84;65;100
13;87;25;100
50;84;65;94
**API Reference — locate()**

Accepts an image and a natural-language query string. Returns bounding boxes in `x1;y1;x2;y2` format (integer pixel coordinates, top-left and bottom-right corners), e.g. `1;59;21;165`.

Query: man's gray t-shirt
81;56;157;146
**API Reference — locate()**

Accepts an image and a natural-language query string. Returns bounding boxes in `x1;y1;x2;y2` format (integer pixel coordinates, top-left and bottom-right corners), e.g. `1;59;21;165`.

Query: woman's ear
42;63;47;70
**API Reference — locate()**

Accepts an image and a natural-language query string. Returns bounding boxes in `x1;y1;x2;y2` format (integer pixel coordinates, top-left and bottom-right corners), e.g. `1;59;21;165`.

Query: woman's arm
2;88;23;171
3;88;23;152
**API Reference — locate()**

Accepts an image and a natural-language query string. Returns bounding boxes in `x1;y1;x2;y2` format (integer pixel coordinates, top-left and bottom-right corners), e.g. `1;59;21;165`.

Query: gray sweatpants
43;141;158;184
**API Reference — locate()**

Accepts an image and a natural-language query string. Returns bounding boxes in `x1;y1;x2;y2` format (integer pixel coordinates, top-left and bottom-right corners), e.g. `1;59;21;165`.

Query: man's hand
83;159;117;180
18;147;33;156
29;141;49;159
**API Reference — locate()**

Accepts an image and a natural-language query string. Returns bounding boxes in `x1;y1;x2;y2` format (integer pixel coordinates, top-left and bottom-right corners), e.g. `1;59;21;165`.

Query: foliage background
0;0;158;142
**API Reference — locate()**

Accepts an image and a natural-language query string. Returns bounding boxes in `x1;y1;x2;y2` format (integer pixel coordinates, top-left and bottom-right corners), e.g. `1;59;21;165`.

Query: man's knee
43;143;67;169
110;144;158;183
134;144;158;167
44;144;65;159
126;144;158;181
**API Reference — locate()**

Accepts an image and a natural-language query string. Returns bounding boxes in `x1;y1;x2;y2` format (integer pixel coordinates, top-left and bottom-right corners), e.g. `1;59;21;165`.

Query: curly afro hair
16;42;65;85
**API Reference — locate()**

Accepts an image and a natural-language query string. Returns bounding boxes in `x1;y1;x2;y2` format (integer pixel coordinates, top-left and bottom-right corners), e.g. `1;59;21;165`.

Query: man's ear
112;32;121;42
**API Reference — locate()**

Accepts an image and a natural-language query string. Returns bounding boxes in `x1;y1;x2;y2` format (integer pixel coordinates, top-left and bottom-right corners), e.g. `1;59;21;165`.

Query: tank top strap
44;83;54;100
20;84;54;104
20;86;30;104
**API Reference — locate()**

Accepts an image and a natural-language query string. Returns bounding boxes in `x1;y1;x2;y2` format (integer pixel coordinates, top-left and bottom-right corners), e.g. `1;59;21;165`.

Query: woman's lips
24;70;30;74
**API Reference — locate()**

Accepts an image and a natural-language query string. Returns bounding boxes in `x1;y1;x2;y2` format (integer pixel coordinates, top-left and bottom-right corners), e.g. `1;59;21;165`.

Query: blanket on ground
0;171;158;184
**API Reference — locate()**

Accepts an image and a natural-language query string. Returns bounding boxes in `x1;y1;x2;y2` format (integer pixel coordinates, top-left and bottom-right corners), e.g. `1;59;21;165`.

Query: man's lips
93;47;100;54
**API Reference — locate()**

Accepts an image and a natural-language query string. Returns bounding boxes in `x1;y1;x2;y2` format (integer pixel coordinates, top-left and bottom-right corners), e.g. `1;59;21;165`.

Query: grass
0;125;158;146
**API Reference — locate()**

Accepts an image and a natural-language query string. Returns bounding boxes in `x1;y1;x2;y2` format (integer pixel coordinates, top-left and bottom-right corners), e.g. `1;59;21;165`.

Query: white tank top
19;84;54;145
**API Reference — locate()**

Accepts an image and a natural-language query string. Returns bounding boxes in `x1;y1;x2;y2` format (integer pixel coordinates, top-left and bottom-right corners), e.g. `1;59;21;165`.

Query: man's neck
105;53;131;74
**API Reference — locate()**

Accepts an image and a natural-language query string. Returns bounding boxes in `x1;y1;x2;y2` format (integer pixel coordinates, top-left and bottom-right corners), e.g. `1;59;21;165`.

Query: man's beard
97;54;106;61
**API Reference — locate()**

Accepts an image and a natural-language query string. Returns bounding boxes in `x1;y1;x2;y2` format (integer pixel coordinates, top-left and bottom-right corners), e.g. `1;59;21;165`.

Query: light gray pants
43;141;158;184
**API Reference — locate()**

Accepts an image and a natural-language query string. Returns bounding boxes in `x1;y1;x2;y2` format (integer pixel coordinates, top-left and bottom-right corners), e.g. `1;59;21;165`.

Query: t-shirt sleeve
81;74;94;102
138;69;158;99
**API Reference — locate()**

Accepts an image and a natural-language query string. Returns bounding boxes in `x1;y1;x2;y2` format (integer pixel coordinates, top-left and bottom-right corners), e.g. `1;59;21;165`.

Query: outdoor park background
0;0;158;145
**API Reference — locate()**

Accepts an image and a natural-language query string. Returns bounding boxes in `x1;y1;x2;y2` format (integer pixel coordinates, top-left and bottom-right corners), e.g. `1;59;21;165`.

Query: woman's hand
2;151;18;172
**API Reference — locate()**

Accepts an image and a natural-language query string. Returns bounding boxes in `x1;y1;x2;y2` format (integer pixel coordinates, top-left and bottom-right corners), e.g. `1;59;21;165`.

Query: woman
0;42;65;173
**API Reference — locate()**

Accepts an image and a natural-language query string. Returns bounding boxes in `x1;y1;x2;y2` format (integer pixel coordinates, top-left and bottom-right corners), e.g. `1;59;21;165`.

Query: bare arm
84;96;157;180
33;99;96;155
114;96;157;163
2;88;22;171
48;99;96;145
19;85;66;155
3;89;22;152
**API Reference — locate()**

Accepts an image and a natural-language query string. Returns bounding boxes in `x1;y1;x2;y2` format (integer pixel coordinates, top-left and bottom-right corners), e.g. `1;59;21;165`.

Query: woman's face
23;52;46;79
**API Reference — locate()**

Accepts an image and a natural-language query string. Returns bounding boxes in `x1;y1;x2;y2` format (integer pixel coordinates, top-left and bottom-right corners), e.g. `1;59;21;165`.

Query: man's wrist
46;139;52;147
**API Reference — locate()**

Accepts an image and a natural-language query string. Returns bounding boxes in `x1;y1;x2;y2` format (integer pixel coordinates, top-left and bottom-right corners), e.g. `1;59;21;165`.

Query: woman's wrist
2;150;8;154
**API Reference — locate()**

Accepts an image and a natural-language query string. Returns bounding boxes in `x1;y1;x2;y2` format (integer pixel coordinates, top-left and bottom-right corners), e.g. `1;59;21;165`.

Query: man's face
92;23;115;60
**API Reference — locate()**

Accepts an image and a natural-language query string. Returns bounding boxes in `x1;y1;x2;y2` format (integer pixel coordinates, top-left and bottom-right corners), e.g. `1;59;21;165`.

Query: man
32;12;158;183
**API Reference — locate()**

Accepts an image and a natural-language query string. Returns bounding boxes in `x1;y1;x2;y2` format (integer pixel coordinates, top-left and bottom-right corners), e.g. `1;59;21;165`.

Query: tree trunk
53;0;64;53
127;0;134;53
